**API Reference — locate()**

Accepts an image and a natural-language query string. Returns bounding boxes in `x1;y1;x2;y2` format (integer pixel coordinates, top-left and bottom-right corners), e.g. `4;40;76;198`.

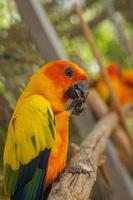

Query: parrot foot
60;166;92;178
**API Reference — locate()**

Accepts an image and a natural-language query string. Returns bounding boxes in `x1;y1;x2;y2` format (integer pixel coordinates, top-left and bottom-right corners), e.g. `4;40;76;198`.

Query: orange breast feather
45;111;69;187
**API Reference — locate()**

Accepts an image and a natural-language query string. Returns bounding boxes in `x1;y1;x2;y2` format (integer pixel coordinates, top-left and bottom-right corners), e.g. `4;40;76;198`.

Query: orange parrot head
26;60;90;114
95;63;122;103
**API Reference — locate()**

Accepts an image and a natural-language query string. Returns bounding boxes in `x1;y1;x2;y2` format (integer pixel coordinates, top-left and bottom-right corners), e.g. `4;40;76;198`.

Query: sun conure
122;68;133;98
95;63;133;106
4;60;90;200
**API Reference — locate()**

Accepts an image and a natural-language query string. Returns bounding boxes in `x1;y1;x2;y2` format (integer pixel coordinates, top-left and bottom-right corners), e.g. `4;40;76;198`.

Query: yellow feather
4;95;55;170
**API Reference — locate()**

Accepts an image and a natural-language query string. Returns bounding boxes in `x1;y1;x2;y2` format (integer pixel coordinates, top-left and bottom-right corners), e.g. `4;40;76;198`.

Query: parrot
122;69;133;98
95;63;133;106
3;60;90;200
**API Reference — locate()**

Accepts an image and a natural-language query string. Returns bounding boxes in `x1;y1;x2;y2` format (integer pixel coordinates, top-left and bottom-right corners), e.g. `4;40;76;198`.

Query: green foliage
93;20;128;65
0;0;20;29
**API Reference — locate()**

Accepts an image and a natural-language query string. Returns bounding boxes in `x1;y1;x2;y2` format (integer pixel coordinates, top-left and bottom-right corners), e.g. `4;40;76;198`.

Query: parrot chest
45;111;69;187
45;131;68;187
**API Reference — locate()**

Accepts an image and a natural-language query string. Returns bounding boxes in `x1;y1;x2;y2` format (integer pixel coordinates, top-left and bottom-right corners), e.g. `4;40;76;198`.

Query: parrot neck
20;73;66;113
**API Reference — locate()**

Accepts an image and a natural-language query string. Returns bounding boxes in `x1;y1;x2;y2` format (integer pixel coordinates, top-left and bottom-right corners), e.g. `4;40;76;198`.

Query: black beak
66;80;89;100
65;80;89;114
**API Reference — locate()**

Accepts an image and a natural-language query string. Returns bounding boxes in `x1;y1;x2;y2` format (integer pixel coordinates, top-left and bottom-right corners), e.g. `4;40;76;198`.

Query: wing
4;95;56;200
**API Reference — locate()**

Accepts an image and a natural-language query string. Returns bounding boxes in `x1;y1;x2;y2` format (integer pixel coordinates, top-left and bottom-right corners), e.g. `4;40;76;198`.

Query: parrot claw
60;166;92;179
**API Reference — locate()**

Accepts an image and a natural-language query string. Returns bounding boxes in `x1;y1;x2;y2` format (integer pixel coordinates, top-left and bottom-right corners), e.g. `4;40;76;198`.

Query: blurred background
0;0;133;199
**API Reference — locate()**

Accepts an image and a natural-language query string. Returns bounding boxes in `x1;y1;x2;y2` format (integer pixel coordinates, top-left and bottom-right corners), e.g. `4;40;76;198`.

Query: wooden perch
48;112;118;200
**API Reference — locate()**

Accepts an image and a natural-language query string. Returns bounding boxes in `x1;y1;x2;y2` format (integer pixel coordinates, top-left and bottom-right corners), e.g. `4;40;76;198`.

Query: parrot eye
64;67;74;78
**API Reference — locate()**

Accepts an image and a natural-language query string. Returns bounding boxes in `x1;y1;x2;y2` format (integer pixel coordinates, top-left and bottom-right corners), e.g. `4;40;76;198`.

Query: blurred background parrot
3;60;90;200
95;63;133;106
122;69;133;97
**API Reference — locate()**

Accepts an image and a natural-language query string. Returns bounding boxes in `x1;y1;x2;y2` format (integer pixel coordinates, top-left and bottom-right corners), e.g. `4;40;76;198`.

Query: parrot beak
65;80;90;114
66;80;89;100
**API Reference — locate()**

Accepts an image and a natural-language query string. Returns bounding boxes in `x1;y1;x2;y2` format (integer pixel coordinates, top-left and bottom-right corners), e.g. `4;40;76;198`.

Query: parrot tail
10;168;46;200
